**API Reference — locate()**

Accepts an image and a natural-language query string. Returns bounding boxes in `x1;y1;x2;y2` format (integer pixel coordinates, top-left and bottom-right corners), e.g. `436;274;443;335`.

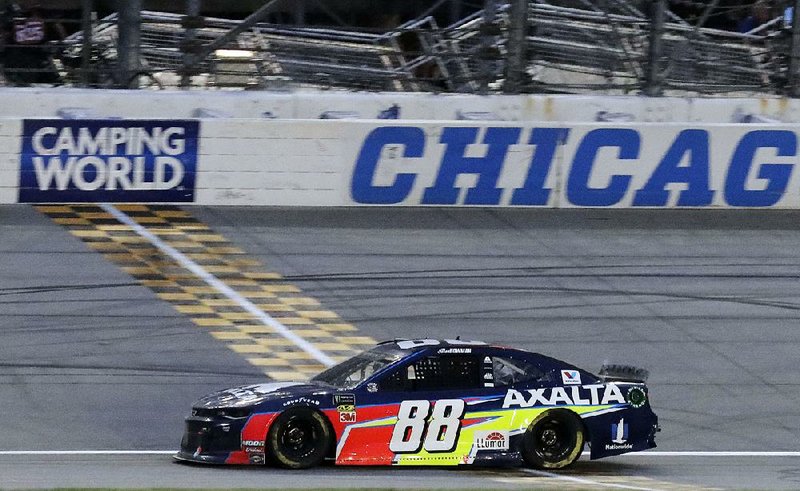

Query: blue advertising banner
349;124;800;207
18;119;199;203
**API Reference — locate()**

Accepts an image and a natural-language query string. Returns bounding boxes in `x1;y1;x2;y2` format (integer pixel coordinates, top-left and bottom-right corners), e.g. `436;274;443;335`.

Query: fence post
644;0;667;96
789;0;800;97
181;0;202;88
0;0;6;85
478;0;500;93
293;0;305;25
449;0;463;25
504;0;528;93
80;0;92;87
117;0;142;88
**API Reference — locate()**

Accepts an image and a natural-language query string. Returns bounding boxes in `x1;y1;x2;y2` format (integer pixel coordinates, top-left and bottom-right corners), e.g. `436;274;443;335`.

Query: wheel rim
534;419;573;462
278;416;318;460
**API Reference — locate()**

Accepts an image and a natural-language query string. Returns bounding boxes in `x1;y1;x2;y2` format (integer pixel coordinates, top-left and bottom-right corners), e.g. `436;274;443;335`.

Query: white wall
0;120;21;205
6;118;800;208
1;88;799;123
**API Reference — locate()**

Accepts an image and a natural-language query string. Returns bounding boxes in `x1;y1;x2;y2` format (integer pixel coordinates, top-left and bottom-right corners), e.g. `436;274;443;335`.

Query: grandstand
2;0;795;95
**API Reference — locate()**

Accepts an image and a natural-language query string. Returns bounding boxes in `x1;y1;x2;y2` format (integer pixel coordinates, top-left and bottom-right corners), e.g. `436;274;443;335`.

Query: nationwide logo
605;418;633;450
502;384;626;408
474;430;509;451
561;369;582;385
18;119;199;203
612;418;628;443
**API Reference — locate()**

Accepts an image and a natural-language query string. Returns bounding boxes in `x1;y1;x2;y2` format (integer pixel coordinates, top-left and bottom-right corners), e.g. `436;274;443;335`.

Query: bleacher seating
52;1;780;95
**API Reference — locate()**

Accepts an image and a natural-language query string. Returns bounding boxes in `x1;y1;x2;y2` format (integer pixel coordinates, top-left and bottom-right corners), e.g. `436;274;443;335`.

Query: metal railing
1;0;798;96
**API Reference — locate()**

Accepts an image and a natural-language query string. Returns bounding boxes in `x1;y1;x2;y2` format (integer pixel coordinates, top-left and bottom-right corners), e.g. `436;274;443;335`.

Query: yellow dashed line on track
36;204;376;381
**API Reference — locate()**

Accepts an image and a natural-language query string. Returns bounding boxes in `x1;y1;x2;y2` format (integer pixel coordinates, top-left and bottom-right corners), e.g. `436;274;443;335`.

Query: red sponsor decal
334;403;400;465
225;412;279;465
224;450;251;465
337;426;396;465
241;413;279;441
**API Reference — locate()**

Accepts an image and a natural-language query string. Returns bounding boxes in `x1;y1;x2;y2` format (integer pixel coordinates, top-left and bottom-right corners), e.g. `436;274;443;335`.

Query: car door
334;352;484;465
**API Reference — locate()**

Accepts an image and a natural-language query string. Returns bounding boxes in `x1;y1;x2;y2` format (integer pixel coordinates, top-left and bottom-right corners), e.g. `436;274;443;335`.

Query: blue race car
176;339;658;469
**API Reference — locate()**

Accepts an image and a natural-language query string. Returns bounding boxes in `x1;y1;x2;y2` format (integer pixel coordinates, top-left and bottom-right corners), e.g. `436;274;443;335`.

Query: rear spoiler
598;363;649;383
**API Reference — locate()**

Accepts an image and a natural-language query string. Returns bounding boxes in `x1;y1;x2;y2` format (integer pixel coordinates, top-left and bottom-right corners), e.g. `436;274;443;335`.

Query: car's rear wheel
521;409;585;469
266;406;332;469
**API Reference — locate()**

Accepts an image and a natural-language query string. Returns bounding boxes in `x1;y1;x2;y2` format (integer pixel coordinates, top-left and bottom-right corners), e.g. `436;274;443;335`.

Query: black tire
521;409;585;469
266;406;333;469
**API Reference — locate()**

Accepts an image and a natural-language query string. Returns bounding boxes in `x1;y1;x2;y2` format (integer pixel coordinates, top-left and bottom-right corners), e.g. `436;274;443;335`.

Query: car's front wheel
521;409;585;469
266;406;333;469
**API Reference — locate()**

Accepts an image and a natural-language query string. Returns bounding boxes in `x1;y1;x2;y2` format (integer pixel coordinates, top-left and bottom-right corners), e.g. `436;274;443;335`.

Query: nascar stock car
176;339;658;469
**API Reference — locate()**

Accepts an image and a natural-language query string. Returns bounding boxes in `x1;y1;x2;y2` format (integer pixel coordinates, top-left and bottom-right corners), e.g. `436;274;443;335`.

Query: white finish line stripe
521;468;658;491
100;203;336;368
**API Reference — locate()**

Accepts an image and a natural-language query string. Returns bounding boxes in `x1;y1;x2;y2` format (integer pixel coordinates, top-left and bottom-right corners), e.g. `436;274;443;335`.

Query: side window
412;355;481;390
492;357;544;387
379;355;481;391
378;367;407;391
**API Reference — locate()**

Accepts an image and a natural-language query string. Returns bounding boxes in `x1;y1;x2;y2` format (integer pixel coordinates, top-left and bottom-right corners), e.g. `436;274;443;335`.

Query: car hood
193;381;333;409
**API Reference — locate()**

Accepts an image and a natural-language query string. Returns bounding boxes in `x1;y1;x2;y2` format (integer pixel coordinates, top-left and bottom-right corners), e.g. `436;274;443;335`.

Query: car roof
375;339;535;357
377;338;489;351
371;339;587;374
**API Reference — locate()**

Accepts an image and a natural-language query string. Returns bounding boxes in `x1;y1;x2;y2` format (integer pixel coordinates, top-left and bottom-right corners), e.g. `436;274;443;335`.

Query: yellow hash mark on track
36;204;375;381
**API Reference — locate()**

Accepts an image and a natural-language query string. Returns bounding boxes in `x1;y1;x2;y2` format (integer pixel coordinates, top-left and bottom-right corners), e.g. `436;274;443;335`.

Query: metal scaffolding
3;0;800;96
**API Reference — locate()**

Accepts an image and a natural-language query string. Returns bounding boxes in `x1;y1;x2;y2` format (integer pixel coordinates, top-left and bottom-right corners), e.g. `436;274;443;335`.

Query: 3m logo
474;430;509;451
561;370;582;385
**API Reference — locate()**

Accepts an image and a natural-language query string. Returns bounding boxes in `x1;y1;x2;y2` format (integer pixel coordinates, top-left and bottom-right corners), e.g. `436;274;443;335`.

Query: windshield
311;347;404;389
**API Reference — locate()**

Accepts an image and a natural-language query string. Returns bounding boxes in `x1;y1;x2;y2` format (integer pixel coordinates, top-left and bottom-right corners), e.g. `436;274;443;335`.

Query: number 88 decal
389;399;466;453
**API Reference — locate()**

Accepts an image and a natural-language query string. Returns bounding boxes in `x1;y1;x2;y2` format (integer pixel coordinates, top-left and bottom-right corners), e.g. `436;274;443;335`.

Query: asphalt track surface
2;206;800;489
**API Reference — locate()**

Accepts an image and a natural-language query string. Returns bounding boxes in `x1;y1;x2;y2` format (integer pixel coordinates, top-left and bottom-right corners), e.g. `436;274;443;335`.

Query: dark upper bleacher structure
51;0;783;95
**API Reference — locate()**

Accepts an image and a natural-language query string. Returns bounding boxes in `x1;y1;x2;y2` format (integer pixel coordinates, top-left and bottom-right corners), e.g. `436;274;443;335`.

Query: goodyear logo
19;119;199;203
